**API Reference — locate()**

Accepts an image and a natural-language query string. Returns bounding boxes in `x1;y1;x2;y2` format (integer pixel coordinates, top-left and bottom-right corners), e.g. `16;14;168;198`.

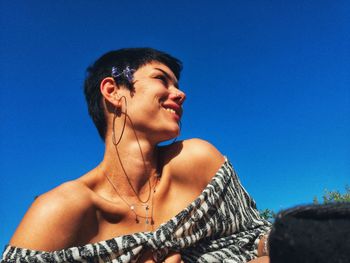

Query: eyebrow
154;68;179;88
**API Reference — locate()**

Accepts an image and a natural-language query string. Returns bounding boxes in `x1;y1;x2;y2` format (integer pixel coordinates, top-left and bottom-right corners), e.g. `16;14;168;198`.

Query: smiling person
2;48;271;263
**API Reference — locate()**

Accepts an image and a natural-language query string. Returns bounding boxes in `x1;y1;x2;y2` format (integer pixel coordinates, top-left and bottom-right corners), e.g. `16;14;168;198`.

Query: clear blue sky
0;0;349;249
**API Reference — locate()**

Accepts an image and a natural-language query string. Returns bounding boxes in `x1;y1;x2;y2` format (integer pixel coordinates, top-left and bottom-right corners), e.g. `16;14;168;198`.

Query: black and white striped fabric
2;158;271;263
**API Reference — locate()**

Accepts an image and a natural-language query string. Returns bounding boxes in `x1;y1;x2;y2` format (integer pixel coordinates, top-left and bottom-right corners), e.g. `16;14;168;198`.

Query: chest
82;175;205;244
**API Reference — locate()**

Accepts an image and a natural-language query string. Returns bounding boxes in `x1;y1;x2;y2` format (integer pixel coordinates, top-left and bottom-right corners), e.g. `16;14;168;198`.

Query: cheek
127;87;167;115
128;99;158;119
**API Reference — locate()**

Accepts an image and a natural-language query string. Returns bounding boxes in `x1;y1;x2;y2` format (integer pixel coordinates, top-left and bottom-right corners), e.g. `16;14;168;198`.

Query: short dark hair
84;48;182;140
269;203;350;263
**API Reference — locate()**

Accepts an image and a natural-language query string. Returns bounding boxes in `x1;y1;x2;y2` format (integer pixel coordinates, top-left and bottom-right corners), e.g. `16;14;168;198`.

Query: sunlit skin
9;62;269;262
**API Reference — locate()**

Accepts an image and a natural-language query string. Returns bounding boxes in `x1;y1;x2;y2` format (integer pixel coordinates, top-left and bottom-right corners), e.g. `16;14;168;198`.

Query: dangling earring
112;96;127;146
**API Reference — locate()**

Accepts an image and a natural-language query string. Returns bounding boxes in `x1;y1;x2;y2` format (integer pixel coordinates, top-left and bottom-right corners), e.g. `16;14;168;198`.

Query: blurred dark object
269;203;350;263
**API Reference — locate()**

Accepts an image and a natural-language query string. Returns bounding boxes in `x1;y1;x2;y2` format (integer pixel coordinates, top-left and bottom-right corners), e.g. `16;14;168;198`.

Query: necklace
104;172;160;228
115;146;152;204
110;98;161;228
112;98;152;204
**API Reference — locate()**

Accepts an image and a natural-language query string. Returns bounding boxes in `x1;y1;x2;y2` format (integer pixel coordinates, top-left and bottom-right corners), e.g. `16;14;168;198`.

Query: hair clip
111;66;135;83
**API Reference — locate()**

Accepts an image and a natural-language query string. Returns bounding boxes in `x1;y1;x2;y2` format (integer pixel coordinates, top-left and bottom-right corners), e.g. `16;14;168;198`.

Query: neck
100;129;159;199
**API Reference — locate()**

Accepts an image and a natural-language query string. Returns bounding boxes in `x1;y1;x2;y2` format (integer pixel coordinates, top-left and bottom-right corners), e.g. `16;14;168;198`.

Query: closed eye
153;68;179;89
154;75;169;86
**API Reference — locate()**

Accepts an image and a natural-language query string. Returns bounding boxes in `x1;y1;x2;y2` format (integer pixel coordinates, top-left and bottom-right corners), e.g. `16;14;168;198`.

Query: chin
156;128;180;143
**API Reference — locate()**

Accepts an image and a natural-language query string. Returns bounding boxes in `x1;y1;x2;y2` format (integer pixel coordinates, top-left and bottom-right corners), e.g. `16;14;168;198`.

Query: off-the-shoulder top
1;158;271;263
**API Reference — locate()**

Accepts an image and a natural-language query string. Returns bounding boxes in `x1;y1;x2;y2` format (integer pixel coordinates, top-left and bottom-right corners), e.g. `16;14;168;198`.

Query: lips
161;102;182;120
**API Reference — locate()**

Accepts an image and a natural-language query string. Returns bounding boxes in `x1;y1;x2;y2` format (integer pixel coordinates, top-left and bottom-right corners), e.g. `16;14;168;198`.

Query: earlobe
115;96;122;108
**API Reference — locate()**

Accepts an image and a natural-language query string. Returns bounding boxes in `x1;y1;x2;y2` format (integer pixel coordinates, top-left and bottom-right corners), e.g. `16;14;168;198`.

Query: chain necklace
112;97;152;204
115;146;152;204
104;171;160;228
110;97;160;227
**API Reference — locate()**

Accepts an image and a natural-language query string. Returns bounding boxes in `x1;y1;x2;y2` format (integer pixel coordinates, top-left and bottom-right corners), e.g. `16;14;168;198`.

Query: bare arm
257;234;269;257
248;256;270;263
10;181;92;251
247;234;270;263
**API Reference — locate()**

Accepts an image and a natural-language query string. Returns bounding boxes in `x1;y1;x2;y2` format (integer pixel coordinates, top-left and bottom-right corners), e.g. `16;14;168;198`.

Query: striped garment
2;158;271;263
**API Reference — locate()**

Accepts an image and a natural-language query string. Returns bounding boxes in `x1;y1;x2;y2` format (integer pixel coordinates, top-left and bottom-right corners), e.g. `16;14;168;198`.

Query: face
119;62;186;143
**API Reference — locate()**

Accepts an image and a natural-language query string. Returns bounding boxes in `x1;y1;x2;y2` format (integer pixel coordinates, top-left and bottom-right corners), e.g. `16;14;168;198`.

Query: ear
100;77;120;107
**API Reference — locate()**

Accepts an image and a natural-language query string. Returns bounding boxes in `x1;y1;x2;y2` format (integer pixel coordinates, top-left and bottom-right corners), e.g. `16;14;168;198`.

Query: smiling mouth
164;108;176;114
162;106;181;120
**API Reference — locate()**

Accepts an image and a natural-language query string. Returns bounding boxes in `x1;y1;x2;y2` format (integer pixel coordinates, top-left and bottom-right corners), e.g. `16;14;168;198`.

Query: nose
170;89;186;105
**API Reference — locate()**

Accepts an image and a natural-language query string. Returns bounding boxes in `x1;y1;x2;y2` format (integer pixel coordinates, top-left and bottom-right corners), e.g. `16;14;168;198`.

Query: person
269;203;350;263
2;48;271;263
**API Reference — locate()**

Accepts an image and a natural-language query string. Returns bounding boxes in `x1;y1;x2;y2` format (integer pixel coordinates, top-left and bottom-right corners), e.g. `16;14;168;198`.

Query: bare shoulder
10;180;94;251
179;138;224;164
160;138;225;186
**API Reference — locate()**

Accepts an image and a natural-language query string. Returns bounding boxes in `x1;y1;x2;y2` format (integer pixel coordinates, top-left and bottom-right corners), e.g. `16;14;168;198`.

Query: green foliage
259;208;276;222
313;185;350;204
261;185;350;221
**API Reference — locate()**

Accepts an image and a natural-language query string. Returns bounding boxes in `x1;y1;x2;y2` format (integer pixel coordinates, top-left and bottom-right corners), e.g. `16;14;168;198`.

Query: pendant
145;205;149;224
130;204;150;225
